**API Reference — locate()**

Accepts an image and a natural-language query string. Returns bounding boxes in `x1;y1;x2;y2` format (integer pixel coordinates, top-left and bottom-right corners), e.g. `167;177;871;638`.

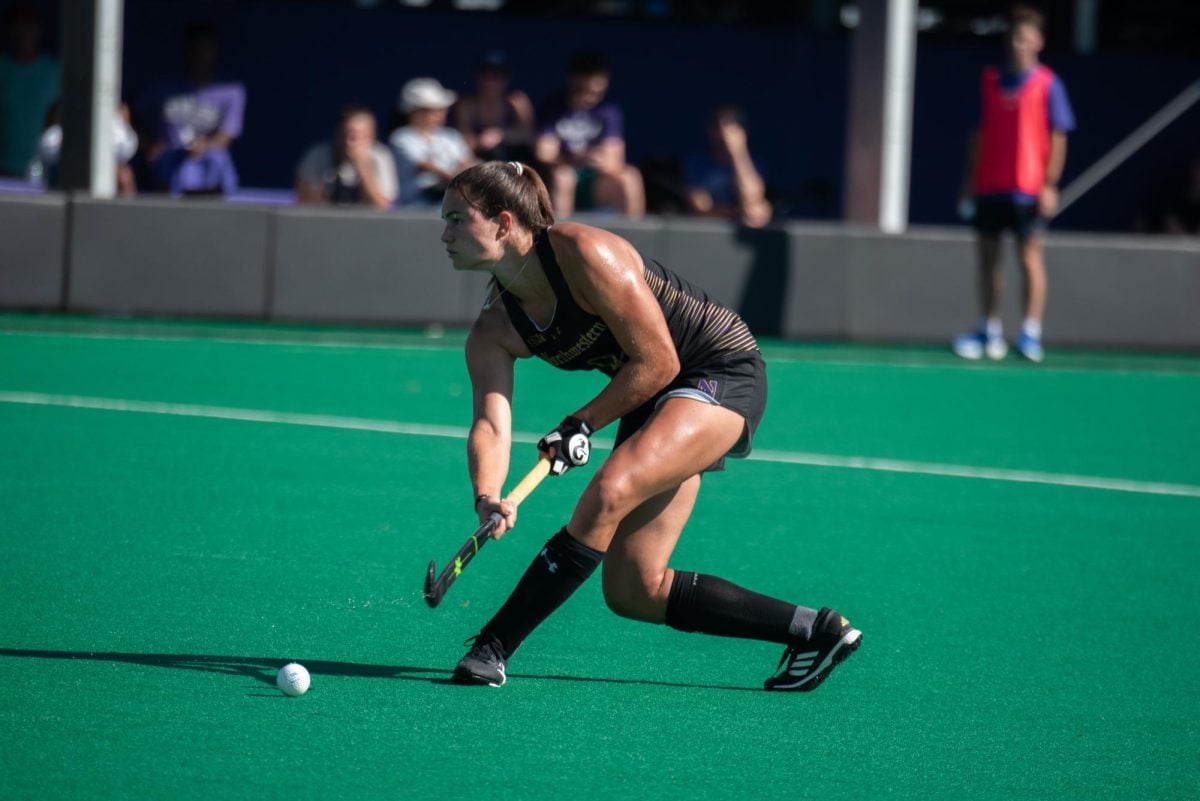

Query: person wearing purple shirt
534;51;643;218
139;21;245;196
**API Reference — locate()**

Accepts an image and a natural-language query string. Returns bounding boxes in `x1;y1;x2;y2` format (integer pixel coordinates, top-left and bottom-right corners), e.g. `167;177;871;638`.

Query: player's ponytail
447;161;555;233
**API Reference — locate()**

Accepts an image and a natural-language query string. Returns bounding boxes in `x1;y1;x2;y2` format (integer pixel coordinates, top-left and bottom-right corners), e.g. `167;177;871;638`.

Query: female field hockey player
441;161;860;690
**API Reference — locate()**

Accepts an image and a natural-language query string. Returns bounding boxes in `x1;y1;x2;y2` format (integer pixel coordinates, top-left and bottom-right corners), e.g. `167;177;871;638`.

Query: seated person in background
138;20;245;196
534;51;644;218
295;105;397;210
390;77;475;206
0;2;59;179
453;50;536;163
29;99;138;195
684;104;772;228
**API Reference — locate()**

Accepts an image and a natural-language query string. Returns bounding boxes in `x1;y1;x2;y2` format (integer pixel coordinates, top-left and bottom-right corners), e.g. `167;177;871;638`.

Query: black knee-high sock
665;571;817;644
480;527;604;658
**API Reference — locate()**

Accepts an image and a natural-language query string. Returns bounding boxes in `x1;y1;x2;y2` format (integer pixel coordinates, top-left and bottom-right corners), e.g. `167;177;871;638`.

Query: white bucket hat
399;78;457;112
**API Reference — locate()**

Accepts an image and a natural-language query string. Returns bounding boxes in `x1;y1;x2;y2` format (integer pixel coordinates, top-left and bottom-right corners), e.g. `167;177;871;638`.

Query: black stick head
424;560;441;608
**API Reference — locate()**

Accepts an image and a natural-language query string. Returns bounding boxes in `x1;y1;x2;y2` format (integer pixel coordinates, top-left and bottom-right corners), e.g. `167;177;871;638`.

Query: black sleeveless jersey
498;230;758;377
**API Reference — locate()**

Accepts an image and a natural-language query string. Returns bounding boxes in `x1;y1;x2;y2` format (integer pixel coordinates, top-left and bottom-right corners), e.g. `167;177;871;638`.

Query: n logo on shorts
698;378;719;399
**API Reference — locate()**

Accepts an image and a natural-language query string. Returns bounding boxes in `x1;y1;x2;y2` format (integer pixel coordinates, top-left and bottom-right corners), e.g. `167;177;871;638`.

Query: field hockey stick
424;457;552;608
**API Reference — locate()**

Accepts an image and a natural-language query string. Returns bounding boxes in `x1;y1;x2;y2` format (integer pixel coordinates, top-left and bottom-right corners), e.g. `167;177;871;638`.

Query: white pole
879;0;917;234
90;0;124;198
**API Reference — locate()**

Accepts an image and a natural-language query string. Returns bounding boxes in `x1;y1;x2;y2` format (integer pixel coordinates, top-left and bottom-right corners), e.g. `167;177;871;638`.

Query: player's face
567;73;609;111
186;37;219;74
476;66;509;93
411;107;449;129
440;189;502;271
1007;23;1043;69
339;114;374;148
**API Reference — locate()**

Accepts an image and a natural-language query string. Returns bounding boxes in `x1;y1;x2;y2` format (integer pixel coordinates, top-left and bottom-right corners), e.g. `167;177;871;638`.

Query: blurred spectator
1162;156;1199;236
28;99;138;195
453;50;536;163
295;105;397;210
952;4;1074;364
390;77;475;207
138;21;245;196
0;2;58;178
684;104;772;228
535;51;644;218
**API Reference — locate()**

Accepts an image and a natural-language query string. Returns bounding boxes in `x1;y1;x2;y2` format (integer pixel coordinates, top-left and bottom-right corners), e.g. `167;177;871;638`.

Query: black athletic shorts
972;196;1047;239
613;349;768;472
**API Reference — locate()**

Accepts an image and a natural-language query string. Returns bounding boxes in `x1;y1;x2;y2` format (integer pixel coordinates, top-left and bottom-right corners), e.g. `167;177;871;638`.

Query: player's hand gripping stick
537;416;594;475
424;457;552;608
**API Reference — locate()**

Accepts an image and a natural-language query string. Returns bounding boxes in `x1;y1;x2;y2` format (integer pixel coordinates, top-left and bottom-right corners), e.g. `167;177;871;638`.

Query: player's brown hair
1010;3;1045;32
447;161;555;233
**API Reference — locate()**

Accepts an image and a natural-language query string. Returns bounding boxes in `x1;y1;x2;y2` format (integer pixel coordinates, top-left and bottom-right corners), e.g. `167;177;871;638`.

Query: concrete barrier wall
841;227;1200;347
0;194;67;310
68;198;271;317
845;228;987;341
1;194;1197;349
270;210;488;324
1043;236;1200;349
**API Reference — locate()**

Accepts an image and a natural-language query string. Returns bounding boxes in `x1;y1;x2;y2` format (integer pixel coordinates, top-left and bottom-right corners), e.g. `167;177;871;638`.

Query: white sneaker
953;330;1007;361
1016;331;1044;363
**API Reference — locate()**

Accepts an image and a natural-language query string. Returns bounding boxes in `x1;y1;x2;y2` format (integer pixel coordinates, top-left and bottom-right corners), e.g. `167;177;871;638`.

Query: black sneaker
764;607;861;692
451;633;507;687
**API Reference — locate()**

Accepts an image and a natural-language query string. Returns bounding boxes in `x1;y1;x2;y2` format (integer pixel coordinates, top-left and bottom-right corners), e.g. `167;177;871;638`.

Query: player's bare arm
465;307;529;535
547;223;680;430
1040;131;1068;217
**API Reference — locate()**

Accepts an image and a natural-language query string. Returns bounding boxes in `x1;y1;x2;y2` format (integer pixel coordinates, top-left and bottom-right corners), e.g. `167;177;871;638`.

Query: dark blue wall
119;1;851;218
27;0;1200;231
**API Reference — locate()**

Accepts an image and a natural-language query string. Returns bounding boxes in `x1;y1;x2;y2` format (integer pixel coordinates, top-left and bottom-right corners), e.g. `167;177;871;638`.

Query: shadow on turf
0;648;757;692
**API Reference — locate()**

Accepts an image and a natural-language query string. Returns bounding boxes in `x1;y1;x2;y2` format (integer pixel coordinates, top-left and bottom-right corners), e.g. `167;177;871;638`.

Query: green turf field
1;314;1198;800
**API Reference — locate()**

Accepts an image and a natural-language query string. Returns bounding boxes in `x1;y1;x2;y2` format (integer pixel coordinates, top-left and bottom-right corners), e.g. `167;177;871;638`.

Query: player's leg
979;231;1003;320
452;516;605;686
591;170;626;215
567;397;744;548
1015;228;1047;362
954;225;1007;360
599;476;698;623
550;164;577;218
617;164;646;218
1018;234;1047;321
456;397;858;690
591;165;646;218
601;473;813;639
597;411;860;691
